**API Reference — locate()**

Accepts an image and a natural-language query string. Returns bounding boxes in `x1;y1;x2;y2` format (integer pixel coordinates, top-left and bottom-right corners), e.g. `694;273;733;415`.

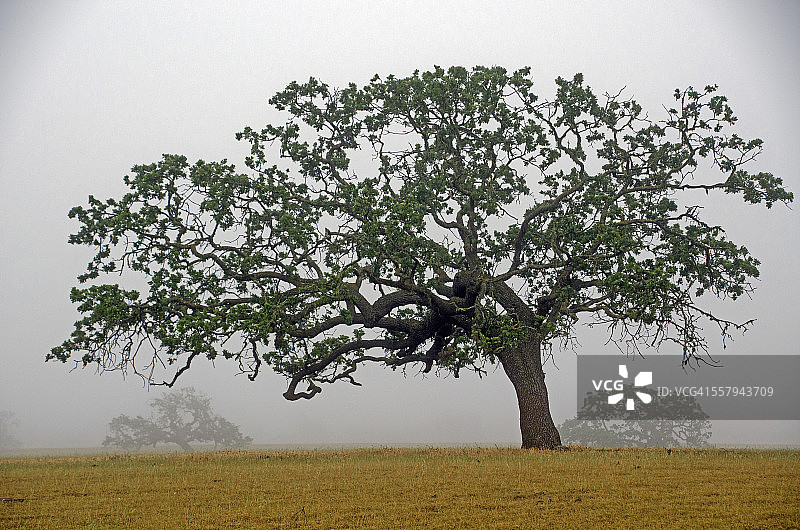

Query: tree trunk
499;337;562;449
170;435;194;452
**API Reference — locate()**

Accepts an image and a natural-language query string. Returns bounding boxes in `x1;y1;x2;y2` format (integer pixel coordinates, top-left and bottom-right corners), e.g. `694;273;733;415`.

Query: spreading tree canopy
103;387;251;452
51;66;792;448
559;388;711;448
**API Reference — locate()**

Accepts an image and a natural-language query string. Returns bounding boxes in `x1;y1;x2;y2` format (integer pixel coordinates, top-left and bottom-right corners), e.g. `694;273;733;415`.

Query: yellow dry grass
1;447;798;529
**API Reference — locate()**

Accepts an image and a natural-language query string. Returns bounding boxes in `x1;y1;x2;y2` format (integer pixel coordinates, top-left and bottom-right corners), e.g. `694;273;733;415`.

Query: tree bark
499;337;562;449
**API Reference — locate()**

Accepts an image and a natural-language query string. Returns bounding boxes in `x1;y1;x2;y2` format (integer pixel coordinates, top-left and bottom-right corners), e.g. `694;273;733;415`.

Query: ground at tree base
1;447;797;528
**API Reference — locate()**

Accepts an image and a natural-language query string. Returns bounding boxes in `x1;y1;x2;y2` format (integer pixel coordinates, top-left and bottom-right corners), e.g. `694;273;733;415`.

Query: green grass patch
1;447;797;528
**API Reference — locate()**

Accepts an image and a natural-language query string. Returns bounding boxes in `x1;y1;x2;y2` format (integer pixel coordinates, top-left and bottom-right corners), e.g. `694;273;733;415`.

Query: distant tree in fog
559;387;711;447
0;410;20;449
103;387;252;452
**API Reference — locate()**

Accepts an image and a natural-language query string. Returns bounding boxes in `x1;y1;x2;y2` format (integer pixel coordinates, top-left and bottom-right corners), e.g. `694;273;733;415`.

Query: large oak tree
51;66;791;448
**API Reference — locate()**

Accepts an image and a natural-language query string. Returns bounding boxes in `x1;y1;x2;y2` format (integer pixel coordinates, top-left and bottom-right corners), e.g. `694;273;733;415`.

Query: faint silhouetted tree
103;387;252;452
559;386;711;447
0;410;20;449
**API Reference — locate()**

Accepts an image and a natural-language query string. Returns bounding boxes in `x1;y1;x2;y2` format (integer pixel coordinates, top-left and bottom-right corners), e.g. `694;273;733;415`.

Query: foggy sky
1;0;798;449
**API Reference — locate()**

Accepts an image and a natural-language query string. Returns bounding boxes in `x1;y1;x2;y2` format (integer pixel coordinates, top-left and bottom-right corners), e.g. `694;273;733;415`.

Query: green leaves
725;170;794;207
54;66;792;392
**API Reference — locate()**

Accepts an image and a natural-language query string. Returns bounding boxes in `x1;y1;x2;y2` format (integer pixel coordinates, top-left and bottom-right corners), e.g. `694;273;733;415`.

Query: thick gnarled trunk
499;338;561;449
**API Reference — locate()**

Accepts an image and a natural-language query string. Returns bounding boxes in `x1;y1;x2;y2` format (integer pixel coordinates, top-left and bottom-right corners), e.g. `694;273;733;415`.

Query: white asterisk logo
608;365;652;410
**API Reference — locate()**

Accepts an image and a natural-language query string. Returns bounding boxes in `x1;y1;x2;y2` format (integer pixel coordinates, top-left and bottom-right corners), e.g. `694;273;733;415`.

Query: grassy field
1;447;797;529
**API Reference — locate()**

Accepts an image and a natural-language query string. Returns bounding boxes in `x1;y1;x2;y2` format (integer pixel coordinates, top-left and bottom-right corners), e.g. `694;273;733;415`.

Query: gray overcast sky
1;1;798;449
